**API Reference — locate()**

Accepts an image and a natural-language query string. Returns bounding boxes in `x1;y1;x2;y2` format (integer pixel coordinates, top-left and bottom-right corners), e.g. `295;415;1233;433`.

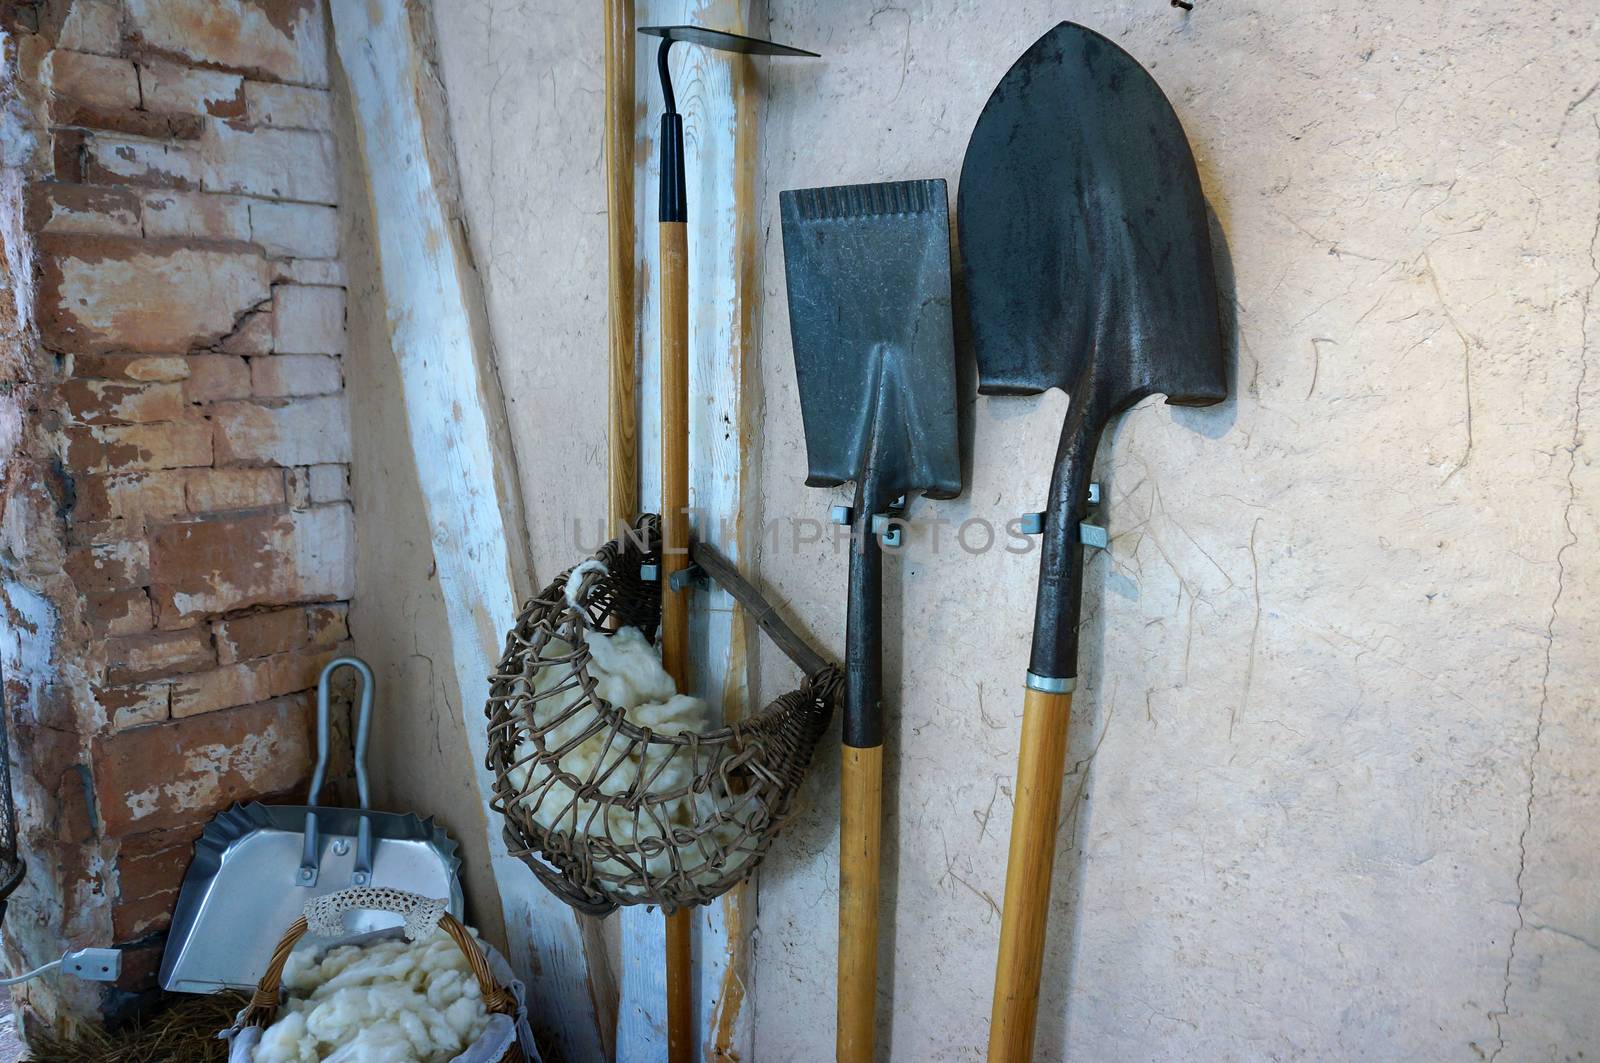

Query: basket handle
241;886;517;1029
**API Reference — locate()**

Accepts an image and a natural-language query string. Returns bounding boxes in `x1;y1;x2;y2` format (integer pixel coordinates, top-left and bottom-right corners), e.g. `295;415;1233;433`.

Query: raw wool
504;625;737;893
253;929;491;1063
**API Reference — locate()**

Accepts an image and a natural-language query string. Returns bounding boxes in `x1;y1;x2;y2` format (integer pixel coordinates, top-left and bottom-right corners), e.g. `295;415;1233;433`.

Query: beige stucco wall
349;1;1599;1058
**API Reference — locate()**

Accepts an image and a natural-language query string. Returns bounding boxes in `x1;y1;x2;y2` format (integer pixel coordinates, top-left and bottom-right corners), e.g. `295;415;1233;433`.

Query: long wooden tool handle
838;743;883;1062
660;218;694;1063
988;686;1074;1063
604;0;636;534
838;501;885;1062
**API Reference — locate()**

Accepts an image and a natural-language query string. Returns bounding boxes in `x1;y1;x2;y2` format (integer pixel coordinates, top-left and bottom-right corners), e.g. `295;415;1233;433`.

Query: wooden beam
329;3;608;1058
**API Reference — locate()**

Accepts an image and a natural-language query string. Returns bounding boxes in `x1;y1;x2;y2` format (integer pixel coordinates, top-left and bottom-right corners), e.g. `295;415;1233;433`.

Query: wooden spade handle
838;743;883;1062
988;686;1074;1063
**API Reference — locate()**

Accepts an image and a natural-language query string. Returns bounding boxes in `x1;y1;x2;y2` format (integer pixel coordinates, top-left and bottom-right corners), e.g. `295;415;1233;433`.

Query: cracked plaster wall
353;1;1599;1058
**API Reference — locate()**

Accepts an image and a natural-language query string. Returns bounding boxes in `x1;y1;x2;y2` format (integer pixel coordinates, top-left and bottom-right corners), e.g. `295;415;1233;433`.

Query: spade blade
781;179;961;509
958;20;1225;410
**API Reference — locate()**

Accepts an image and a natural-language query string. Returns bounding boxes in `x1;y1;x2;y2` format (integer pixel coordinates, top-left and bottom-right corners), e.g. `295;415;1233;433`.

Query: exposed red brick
56;2;122;55
74;470;187;522
113;828;196;938
184;467;283;512
53;127;89;182
137;59;245;118
118;828;195;898
64;539;149;592
172;645;335;718
38;235;270;354
305;603;349;648
91;693;313;836
124;0;329;87
214;605;308;664
26;182;140;237
218;306;272;356
111;942;163;993
181;353;251;403
49;50;139;109
148;505;354;625
103;628;214;684
56;766;96;845
54;101;206;141
284;465;309;508
85;589;155;637
69;353;191;382
84;134;202;188
62;379;187;424
64;420;213;471
98;680;170;731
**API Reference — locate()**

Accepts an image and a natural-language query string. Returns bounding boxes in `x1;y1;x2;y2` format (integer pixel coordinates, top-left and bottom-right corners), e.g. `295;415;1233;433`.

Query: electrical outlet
62;948;121;982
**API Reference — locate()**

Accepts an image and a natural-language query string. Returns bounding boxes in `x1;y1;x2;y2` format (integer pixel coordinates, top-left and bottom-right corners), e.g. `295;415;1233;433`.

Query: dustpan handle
298;657;375;888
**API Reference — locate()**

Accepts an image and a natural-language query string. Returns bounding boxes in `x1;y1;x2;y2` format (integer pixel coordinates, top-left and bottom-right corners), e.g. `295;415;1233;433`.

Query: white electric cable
0;955;61;986
0;947;122;986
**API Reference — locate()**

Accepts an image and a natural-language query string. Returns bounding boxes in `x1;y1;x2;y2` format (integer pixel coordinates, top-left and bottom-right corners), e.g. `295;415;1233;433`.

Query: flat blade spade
781;179;961;1062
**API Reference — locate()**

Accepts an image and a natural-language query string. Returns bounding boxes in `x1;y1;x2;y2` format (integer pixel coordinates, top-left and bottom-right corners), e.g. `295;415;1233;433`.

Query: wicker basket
235;887;527;1063
486;515;837;915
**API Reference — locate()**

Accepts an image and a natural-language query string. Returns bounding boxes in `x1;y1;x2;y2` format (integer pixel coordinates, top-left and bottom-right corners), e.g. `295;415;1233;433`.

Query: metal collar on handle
1025;672;1077;694
299;657;376;888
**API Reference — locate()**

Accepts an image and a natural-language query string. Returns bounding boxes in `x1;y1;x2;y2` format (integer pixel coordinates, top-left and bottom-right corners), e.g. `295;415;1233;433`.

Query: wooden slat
328;4;607;1059
606;0;638;535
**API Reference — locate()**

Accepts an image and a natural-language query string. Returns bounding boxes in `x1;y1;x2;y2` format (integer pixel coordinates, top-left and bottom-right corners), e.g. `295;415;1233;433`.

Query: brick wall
0;0;352;1029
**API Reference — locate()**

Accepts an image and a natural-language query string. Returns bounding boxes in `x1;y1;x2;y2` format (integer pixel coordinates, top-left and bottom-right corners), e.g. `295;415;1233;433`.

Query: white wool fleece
254;929;490;1063
505;625;744;894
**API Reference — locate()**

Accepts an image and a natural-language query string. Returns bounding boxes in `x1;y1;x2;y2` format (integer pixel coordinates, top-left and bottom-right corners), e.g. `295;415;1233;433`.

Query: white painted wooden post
330;4;608;1058
618;1;763;1059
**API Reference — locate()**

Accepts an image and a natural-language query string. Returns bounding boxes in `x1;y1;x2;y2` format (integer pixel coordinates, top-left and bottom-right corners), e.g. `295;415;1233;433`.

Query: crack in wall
1488;113;1600;1063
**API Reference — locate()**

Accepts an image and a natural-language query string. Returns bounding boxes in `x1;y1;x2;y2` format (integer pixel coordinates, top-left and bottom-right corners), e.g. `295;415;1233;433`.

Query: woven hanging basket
486;515;837;915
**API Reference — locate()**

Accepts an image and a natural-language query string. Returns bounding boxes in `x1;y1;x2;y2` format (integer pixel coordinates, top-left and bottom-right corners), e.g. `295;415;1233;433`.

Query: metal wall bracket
1018;482;1102;544
667;563;708;593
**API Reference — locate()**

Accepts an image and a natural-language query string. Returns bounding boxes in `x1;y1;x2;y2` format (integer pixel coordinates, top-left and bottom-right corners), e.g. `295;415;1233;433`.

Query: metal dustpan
161;657;464;993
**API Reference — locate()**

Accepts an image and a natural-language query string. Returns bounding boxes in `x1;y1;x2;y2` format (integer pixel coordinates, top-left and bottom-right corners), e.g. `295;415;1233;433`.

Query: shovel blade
780;179;961;505
958;21;1226;410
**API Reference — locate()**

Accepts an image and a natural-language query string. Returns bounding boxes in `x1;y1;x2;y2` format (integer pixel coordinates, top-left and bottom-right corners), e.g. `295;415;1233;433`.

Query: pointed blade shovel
958;22;1227;1062
781;179;961;1062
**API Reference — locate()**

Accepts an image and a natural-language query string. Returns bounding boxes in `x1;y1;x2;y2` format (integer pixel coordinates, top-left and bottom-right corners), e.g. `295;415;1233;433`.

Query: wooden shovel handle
988;685;1074;1063
838;743;883;1062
